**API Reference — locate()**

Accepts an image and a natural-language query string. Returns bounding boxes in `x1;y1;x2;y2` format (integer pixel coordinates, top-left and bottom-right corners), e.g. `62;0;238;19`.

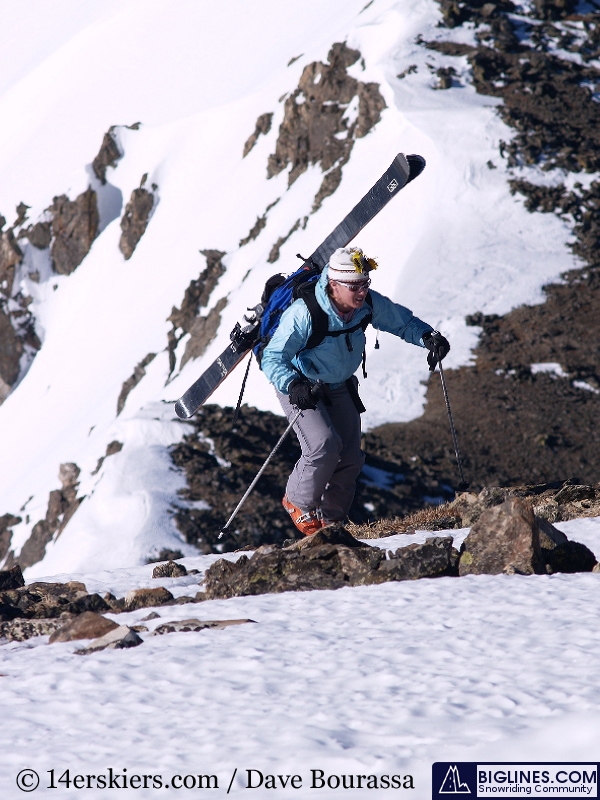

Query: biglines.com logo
432;763;599;799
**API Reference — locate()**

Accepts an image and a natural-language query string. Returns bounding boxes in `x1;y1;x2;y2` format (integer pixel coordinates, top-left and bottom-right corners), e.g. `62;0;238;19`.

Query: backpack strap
297;285;374;353
296;282;330;351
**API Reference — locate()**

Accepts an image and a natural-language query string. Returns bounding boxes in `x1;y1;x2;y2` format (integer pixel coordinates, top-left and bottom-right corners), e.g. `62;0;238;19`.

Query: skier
260;246;450;536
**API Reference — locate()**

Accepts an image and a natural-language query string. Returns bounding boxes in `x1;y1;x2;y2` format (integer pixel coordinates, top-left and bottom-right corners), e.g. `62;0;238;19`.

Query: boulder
0;580;110;621
379;537;457;580
75;626;143;655
459;497;546;576
459;497;598;575
150;618;255;636
0;616;69;642
152;560;188;579
123;587;175;611
0;565;24;590
204;525;455;600
49;612;119;644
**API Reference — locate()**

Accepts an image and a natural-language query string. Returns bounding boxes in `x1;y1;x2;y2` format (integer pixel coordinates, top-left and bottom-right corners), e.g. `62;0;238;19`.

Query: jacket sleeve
260;301;312;393
369;290;433;346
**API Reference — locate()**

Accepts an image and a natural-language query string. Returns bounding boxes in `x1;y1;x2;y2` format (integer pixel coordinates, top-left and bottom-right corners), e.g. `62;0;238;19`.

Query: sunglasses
334;279;371;293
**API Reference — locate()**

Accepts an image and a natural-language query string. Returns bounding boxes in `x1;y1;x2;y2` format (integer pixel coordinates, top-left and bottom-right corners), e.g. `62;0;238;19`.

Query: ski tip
174;399;194;420
406;154;426;183
394;152;411;183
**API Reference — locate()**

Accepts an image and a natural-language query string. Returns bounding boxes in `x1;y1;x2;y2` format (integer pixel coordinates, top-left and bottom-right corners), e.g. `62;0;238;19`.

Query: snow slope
0;0;587;574
1;519;599;799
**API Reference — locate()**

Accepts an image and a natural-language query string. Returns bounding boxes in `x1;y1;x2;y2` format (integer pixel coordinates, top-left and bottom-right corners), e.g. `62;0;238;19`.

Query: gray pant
277;381;365;521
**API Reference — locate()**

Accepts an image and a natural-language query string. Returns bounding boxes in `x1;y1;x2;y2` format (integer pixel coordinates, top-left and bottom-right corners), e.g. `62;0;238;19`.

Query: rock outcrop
242;112;273;158
265;43;385;211
91;126;124;184
458;496;597;575
116;353;156;415
203;525;456;600
49;189;99;275
0;579;110;623
119;177;157;260
5;463;84;570
166;249;227;374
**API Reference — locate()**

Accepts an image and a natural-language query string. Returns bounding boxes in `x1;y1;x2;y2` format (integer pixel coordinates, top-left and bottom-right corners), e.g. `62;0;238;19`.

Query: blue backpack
253;260;373;368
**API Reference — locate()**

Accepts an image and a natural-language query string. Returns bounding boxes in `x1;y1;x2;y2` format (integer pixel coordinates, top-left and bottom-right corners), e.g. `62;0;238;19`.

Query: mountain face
0;0;598;573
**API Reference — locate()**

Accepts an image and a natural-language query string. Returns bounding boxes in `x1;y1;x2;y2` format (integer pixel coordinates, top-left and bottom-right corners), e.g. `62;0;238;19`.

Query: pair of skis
174;152;426;420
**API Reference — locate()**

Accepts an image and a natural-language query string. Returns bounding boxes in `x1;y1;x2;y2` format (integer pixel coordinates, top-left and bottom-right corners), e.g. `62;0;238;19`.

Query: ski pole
435;358;469;492
218;408;303;538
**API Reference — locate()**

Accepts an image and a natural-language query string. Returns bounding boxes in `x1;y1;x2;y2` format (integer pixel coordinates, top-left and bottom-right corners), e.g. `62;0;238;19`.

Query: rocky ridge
368;0;600;494
2;495;596;651
239;42;386;261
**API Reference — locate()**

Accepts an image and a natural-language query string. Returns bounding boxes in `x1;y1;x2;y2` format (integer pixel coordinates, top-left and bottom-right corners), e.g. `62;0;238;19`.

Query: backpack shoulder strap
297;283;329;351
299;287;373;352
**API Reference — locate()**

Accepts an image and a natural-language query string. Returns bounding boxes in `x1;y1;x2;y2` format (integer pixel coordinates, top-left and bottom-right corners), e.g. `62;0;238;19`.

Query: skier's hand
423;330;450;371
288;378;323;410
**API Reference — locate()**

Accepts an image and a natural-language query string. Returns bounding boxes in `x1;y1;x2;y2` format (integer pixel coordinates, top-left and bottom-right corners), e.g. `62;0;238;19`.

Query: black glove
288;378;322;410
423;330;450;371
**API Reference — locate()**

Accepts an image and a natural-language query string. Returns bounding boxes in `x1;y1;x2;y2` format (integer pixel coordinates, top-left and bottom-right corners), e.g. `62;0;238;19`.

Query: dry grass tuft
348;501;462;539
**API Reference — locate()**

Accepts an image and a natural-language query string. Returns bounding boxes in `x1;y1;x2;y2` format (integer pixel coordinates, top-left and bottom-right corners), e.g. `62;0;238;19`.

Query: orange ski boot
282;495;323;536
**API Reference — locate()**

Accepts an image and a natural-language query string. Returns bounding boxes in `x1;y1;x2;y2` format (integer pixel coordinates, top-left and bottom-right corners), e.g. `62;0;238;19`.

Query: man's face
329;279;371;312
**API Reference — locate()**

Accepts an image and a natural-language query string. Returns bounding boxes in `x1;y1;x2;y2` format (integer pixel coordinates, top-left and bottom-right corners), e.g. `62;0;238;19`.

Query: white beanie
327;247;377;283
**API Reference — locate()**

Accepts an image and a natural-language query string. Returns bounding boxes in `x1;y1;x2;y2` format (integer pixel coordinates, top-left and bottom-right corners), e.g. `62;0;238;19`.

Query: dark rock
140;611;161;621
119;183;156;260
123;587;175;611
49;189;99;275
536;516;597;573
116;353;156;415
0;227;22;289
166;249;226;375
0;579;110;621
75;625;143;654
0;565;24;590
152;560;188;578
0;616;69;642
459;497;546;575
150;618;255;635
92;126;123;184
179;297;228;368
92;440;123;475
382;536;456;580
102;592;125;612
536;516;568;549
266;42;385;209
203;525;454;600
243;112;273;157
9;463;83;570
0;602;22;622
49;611;119;643
553;484;596;505
25;221;52;250
544;541;597;574
0;307;24;399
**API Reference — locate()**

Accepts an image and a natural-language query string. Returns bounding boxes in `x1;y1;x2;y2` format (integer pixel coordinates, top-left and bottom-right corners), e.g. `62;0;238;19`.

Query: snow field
1;517;600;798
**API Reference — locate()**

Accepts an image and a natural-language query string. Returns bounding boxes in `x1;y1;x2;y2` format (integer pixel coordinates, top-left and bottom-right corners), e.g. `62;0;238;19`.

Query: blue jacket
260;267;433;393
